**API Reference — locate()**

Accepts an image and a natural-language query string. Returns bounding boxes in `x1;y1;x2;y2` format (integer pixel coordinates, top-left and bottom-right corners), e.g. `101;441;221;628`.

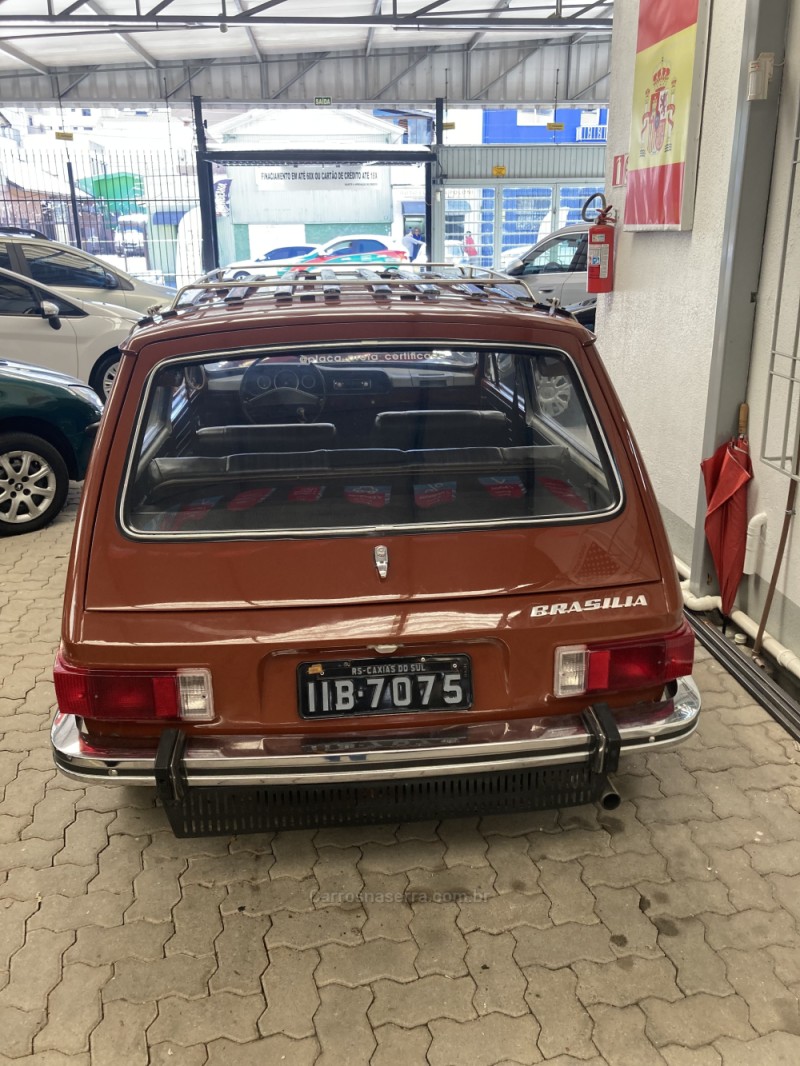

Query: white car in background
0;232;174;314
502;224;590;308
0;267;140;399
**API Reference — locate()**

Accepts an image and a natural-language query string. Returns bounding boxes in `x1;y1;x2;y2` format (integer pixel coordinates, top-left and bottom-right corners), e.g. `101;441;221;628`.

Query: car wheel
534;369;574;419
91;351;121;401
232;270;251;281
0;433;70;536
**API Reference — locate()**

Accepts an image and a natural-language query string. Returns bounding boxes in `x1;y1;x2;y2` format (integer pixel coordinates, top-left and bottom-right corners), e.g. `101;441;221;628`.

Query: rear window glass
122;346;621;538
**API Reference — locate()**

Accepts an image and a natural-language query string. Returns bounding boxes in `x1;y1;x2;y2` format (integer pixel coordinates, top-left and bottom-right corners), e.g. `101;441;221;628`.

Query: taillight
555;621;694;698
54;653;214;722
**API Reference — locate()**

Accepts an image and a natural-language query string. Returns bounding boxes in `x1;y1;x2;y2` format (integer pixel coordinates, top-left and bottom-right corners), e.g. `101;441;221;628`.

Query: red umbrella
701;405;753;616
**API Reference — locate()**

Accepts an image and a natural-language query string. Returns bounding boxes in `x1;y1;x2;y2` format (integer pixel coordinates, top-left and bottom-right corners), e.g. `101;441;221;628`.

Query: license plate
298;655;472;719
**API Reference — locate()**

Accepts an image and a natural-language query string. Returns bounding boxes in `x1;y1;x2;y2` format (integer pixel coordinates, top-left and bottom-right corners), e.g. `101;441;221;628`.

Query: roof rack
168;262;552;315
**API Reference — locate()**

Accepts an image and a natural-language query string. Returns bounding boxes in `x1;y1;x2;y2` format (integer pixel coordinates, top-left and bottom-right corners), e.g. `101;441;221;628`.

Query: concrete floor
2;487;800;1064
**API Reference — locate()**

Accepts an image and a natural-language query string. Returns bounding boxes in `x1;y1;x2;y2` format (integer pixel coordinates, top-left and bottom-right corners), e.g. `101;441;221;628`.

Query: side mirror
40;300;62;330
505;260;524;276
103;271;119;289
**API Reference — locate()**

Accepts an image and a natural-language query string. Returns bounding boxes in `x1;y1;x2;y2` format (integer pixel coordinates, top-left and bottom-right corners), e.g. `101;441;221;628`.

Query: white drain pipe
675;556;800;681
743;512;768;575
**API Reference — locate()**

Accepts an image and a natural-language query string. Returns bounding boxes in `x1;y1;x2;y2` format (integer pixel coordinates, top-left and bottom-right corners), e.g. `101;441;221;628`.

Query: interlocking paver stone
210;910;270;994
259;946;320;1039
524;964;594;1058
593;884;660;958
427;1012;543;1065
28;890;130;933
34;961;109;1055
315;984;375;1066
581;849;668;888
702;907;798;952
372;1022;432;1066
643;992;757;1047
0;1003;46;1059
65;920;171;965
0;927;73;1011
125;858;185;923
167;882;226;957
706;846;777;911
268;905;366;948
713;1031;800;1064
654;915;732;996
316;937;418;986
465;930;528;1016
590;1003;668;1066
89;1002;160;1066
369;974;477;1027
103;954;217;1002
485;834;541;893
722;947;800;1035
636;878;734;918
314;845;364;901
409;900;469;976
206;1035;319;1065
437;817;490;867
574;955;682;1007
661;1047;722;1066
537;858;597;924
513;921;615;968
457;890;551;934
147;991;263;1045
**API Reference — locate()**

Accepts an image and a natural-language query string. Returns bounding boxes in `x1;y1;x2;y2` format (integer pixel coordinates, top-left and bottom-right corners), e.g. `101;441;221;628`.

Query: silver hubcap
0;450;57;525
102;361;119;399
535;372;572;417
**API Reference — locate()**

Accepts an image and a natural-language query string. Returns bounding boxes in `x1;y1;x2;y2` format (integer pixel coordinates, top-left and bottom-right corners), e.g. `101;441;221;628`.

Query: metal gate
0;135;200;286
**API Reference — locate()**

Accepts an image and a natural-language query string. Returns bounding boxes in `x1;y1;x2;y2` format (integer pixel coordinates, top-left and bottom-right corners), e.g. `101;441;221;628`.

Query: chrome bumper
52;677;700;787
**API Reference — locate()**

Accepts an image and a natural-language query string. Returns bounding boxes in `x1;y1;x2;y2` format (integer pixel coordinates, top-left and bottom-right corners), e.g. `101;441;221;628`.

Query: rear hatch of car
70;311;684;737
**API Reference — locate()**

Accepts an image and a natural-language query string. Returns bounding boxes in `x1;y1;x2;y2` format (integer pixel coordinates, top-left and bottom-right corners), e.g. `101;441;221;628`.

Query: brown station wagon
51;266;700;836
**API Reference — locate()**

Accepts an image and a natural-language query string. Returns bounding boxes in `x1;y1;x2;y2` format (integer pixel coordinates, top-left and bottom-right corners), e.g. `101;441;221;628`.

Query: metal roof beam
165;61;215;99
0;12;613;31
85;0;158;68
232;0;263;60
56;65;100;98
0;40;51;76
364;0;382;58
373;48;437;99
270;52;330;100
467;0;510;52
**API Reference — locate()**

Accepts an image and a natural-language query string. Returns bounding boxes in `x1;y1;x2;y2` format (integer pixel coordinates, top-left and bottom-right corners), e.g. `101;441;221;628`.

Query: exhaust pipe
599;781;621;811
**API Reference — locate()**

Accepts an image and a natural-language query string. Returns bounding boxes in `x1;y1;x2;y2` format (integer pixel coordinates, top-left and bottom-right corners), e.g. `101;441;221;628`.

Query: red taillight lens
53;654;213;722
555;621;694;697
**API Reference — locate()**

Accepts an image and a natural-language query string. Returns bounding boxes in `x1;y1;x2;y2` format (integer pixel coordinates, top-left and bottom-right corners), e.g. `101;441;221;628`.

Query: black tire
232;270;251;281
90;350;121;401
0;432;70;536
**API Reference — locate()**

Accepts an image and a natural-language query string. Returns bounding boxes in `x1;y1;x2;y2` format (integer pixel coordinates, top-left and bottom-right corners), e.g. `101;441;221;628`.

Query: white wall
599;0;747;561
601;0;800;645
743;1;800;631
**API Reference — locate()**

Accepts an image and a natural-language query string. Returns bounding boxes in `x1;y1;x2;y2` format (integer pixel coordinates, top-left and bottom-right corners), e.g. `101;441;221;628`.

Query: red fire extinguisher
582;193;616;294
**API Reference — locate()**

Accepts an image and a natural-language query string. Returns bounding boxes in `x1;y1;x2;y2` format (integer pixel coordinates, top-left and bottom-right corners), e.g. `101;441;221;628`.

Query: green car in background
0;360;103;535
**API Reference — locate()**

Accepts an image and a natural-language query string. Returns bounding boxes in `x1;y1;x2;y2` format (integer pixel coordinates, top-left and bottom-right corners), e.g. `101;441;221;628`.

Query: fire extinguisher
582;193;616;294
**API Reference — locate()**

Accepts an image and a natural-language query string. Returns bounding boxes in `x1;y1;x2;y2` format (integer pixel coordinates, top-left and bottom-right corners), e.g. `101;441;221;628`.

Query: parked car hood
0;359;90;389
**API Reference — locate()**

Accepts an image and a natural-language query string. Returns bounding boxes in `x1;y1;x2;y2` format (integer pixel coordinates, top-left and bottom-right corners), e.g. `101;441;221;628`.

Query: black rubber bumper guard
154;705;622;837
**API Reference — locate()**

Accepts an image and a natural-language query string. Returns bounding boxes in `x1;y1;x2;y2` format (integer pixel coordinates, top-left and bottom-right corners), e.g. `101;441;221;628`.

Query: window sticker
169;496;224;531
413;482;457;509
539;477;589;512
344;485;392;508
226;487;275;511
479;476;526;499
288;485;326;503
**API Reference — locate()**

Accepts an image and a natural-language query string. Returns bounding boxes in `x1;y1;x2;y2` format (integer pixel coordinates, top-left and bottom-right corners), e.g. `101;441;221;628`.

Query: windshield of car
122;345;620;538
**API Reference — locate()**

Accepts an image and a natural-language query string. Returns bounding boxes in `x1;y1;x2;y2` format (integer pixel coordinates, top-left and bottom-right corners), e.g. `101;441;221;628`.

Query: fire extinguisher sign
590;236;610;279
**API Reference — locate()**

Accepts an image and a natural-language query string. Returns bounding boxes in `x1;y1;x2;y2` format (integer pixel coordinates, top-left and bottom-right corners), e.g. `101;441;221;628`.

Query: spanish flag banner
625;0;709;229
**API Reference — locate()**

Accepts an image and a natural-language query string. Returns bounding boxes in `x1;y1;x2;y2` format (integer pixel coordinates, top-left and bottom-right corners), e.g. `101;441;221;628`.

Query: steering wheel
239;359;326;423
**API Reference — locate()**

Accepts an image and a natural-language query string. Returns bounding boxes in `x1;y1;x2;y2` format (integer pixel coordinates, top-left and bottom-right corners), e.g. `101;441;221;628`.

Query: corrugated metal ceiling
0;1;613;107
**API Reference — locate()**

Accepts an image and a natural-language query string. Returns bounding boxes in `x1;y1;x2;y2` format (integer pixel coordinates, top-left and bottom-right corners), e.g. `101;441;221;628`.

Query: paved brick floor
2;488;800;1064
